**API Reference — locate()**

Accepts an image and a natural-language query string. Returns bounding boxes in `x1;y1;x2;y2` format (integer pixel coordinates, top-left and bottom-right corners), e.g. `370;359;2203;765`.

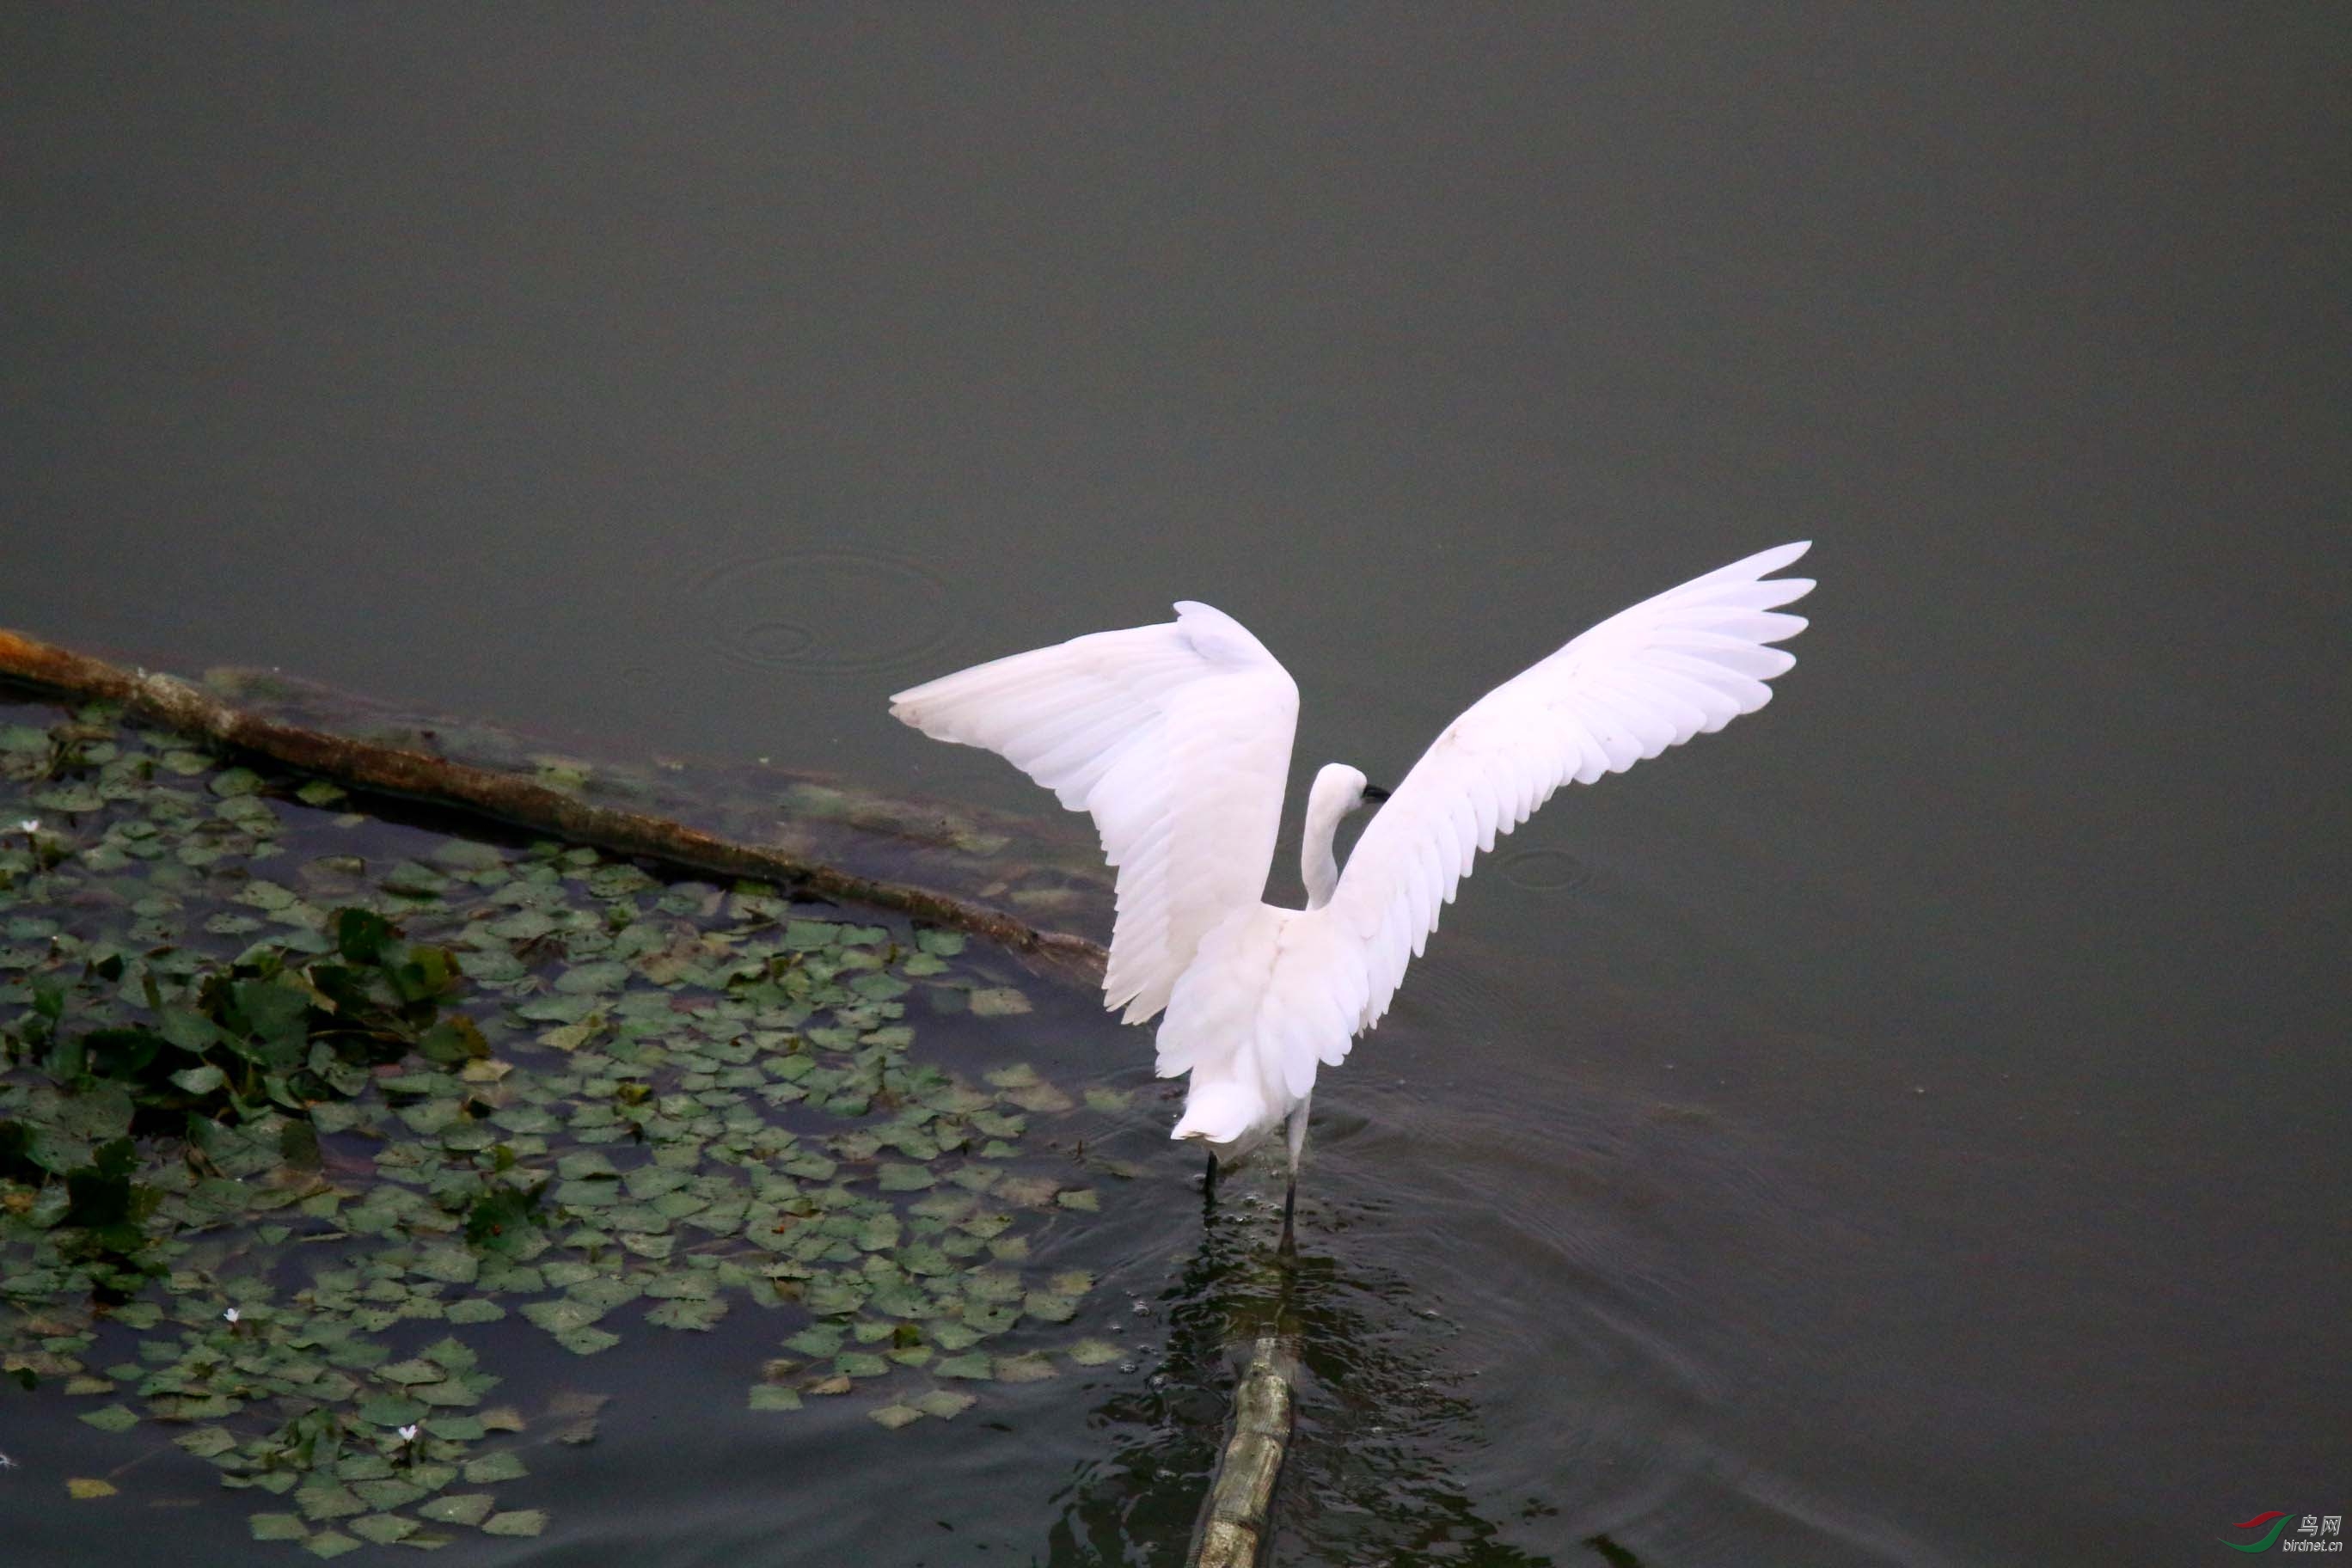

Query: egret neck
1300;763;1374;910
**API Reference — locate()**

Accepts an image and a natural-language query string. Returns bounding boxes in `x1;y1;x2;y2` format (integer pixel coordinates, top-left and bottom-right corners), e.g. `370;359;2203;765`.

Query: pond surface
4;8;2347;1565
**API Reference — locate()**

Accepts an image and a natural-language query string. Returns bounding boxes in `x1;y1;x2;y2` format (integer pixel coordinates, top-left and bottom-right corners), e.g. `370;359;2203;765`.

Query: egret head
1308;763;1388;821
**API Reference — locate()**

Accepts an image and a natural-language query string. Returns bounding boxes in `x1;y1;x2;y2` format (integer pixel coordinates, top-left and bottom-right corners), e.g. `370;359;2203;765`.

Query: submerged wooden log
0;628;1107;978
1192;1335;1300;1568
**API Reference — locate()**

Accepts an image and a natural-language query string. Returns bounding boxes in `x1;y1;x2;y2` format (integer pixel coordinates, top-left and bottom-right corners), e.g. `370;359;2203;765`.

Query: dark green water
4;8;2347;1564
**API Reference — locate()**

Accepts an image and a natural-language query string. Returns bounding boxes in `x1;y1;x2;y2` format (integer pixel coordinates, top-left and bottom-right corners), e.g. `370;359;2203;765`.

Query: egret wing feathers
1196;542;1815;1107
888;601;1301;1024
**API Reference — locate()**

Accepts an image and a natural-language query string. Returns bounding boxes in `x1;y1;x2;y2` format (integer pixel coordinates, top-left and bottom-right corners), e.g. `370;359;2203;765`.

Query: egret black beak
1362;782;1393;804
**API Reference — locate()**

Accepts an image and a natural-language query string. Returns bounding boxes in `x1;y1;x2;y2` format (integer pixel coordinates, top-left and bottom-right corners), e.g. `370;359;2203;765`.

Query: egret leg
1278;1093;1311;1252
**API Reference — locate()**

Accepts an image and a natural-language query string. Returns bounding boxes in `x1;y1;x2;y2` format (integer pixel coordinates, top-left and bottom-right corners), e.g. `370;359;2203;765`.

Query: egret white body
890;543;1814;1207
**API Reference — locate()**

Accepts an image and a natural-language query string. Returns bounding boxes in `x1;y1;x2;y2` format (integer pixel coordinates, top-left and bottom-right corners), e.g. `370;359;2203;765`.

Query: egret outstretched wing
1291;542;1814;1083
890;601;1300;1023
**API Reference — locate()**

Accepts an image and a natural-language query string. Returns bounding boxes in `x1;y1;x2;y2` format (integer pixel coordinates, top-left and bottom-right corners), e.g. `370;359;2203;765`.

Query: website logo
2222;1513;2343;1553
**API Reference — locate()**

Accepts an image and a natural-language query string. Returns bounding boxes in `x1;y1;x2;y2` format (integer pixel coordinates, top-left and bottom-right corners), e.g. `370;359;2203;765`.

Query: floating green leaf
993;1352;1057;1384
968;988;1030;1017
357;1396;426;1428
646;1296;727;1331
293;1479;367;1522
346;1514;418;1545
177;1426;241;1457
461;1449;529;1485
350;1477;426;1511
483;1509;549;1537
1023;1292;1078;1324
520;1298;606;1336
554;961;629;995
911;1388;976;1418
418;1492;496;1527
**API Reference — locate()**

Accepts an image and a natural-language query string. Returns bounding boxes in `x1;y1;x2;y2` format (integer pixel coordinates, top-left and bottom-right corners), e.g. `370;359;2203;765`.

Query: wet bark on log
0;628;1107;980
1191;1335;1299;1568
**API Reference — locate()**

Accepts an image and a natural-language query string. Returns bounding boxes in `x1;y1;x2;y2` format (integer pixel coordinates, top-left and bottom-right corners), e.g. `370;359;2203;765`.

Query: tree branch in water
0;628;1107;980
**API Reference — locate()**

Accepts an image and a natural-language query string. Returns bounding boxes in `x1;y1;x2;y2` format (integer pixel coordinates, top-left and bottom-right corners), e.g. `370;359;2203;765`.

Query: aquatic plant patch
0;695;1121;1553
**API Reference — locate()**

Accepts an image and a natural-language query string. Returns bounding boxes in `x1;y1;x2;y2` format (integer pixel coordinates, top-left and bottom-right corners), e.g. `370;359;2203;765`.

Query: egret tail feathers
1169;1079;1265;1145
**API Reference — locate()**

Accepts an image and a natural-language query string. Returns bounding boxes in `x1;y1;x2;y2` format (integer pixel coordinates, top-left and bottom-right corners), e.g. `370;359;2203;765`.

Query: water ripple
681;545;966;677
1498;845;1596;892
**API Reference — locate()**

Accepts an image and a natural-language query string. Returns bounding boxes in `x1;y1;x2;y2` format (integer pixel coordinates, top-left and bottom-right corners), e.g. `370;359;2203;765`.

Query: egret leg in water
891;543;1814;1228
1279;1092;1311;1251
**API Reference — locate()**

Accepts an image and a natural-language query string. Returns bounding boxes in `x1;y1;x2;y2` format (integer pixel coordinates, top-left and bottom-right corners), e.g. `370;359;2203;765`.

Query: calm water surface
5;8;2348;1565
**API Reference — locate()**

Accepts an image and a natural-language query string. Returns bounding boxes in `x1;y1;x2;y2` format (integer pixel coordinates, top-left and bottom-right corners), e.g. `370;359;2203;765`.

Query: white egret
890;543;1813;1224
